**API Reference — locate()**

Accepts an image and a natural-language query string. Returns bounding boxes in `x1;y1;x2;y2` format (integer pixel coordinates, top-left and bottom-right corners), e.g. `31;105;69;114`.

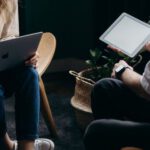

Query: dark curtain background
19;0;150;59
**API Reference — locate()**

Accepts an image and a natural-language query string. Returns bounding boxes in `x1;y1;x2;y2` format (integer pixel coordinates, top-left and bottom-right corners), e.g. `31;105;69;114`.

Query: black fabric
84;119;150;150
84;78;150;150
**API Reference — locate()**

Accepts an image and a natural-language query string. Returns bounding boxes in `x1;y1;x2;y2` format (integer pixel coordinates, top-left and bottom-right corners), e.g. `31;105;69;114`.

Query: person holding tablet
83;43;150;149
0;0;54;150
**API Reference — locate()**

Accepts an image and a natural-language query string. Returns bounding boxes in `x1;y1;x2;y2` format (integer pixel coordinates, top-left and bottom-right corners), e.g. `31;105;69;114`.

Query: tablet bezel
99;12;150;57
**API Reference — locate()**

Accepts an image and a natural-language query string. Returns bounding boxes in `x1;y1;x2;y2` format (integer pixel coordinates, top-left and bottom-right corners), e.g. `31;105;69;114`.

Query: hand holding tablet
107;45;121;53
144;41;150;52
100;13;150;57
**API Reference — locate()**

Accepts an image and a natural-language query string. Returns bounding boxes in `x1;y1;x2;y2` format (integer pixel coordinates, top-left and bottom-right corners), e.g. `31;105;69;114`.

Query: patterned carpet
4;73;85;150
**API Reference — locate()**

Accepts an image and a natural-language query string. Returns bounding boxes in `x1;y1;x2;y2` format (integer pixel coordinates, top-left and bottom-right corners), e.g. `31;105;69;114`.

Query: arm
121;68;149;98
112;60;150;100
1;0;19;39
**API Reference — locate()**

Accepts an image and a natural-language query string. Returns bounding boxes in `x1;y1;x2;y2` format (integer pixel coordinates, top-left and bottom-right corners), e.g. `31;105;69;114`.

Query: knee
91;78;112;105
84;119;108;149
84;119;118;141
84;121;98;140
91;77;120;100
84;119;109;138
93;78;114;93
84;121;96;150
21;66;39;82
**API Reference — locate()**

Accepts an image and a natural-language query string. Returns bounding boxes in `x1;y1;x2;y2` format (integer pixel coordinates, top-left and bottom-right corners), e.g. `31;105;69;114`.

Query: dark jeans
0;66;40;141
84;78;150;150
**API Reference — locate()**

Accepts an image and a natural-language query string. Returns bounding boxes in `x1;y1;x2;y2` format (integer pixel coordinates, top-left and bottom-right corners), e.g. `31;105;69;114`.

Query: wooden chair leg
39;77;58;137
121;147;143;150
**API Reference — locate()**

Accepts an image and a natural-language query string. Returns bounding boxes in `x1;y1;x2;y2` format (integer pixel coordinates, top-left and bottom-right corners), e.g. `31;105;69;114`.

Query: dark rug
4;76;85;150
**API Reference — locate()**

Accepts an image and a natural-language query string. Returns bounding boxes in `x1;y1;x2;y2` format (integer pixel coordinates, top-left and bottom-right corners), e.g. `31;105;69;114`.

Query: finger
145;41;150;47
111;72;115;78
25;53;39;63
119;60;126;63
144;41;150;51
25;59;38;65
29;54;39;62
114;63;119;68
31;58;38;64
26;52;40;61
107;45;121;52
119;60;129;66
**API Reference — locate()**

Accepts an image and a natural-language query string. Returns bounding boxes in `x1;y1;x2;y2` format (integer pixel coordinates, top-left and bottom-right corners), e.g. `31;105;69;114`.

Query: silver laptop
0;32;43;71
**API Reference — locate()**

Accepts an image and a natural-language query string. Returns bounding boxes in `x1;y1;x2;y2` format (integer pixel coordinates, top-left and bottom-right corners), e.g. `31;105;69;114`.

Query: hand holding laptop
1;35;41;68
25;51;39;68
0;32;42;71
0;34;41;69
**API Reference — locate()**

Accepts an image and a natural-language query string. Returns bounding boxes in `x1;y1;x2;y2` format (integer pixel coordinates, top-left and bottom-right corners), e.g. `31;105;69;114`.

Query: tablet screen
100;13;150;57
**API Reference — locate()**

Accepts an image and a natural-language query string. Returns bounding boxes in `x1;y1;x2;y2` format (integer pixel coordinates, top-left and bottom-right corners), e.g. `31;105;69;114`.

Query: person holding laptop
83;44;150;149
0;0;54;150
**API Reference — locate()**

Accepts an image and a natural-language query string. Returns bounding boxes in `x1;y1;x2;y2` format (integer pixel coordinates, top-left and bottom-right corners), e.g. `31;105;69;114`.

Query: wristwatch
115;65;129;79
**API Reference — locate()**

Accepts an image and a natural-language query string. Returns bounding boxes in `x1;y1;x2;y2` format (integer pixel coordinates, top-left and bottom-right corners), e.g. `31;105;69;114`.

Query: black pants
84;78;150;150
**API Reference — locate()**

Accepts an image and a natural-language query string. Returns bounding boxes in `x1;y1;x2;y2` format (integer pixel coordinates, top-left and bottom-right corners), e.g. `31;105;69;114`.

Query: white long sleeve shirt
140;61;150;95
0;0;19;39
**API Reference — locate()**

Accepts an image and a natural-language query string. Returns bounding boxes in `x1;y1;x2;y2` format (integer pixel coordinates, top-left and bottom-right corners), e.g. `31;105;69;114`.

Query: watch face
115;65;128;79
115;65;125;73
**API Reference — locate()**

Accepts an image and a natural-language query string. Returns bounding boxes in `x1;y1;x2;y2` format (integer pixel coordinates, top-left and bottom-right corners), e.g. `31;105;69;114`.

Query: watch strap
115;66;130;79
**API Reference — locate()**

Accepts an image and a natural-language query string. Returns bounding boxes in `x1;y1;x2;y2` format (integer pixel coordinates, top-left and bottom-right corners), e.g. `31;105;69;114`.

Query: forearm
120;69;150;100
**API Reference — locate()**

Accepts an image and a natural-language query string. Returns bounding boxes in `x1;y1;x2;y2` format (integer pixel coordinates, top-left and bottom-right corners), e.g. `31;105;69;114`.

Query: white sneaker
13;138;54;150
13;141;17;150
34;138;55;150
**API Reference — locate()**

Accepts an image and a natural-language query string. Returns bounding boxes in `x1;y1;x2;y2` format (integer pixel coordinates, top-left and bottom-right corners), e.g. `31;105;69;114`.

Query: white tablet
0;32;43;71
99;12;150;57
